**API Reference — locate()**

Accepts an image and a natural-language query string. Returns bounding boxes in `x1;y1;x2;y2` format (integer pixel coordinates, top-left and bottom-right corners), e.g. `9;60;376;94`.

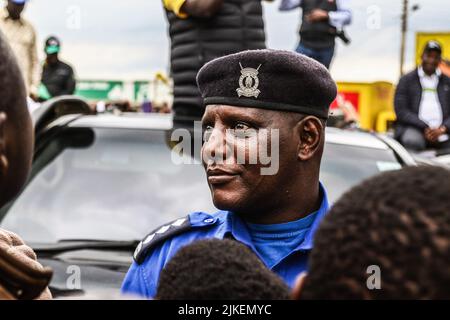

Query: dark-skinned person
279;0;352;69
156;239;290;300
0;31;52;300
122;49;337;299
162;0;274;124
0;0;39;100
291;166;450;300
395;41;450;152
41;36;76;99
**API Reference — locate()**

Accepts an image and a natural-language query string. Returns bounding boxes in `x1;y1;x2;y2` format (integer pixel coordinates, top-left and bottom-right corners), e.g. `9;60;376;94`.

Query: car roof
54;113;389;150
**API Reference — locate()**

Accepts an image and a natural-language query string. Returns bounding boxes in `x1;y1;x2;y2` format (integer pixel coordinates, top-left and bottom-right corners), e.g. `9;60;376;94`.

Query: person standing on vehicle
0;0;40;100
394;41;450;151
279;0;352;69
162;0;273;124
41;36;76;99
121;49;337;299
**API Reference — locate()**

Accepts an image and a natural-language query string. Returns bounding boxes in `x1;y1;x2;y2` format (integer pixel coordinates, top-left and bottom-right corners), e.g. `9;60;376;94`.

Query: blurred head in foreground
156;239;290;300
294;166;450;300
0;30;33;208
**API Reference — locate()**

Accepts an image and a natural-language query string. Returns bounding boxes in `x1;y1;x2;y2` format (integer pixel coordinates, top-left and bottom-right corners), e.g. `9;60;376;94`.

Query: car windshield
0;127;401;244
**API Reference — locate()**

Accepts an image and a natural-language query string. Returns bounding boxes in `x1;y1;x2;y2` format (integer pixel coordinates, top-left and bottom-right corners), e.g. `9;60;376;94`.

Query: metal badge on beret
236;63;262;99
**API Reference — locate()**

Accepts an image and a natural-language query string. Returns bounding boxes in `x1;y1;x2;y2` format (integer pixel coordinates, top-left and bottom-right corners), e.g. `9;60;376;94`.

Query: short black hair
302;166;450;299
156;239;290;300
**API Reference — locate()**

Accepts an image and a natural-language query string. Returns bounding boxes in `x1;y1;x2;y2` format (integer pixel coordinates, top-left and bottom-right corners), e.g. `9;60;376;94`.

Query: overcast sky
17;0;450;83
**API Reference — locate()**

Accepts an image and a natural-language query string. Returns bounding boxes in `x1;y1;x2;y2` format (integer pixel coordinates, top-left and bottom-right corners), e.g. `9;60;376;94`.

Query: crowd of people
0;0;76;103
0;0;449;301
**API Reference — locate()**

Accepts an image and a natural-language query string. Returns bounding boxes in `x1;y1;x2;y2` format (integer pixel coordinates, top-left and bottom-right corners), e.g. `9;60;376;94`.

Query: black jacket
394;68;450;139
300;0;338;49
41;60;76;98
165;0;266;121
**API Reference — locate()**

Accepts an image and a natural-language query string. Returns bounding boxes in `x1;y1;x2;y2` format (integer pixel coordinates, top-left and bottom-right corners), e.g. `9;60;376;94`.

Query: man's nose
202;128;229;164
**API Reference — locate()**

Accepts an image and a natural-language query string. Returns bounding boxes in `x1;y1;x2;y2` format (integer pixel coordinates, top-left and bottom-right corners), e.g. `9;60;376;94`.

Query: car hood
38;249;134;299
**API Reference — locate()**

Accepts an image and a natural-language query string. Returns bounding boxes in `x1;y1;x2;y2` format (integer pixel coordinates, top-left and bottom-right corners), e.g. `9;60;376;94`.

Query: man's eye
232;123;255;138
203;126;213;142
234;123;250;131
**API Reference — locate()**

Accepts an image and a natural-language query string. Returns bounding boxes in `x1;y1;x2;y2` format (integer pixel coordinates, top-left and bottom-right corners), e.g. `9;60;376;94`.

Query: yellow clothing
0;8;40;95
163;0;188;18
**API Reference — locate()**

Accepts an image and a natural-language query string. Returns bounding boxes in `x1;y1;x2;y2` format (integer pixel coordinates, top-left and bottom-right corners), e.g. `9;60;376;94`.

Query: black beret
197;49;337;119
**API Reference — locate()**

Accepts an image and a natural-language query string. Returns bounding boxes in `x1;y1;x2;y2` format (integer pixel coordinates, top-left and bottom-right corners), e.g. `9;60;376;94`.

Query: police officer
121;49;337;299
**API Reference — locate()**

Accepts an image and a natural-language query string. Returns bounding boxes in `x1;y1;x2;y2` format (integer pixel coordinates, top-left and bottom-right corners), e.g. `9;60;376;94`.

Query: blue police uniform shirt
121;184;329;299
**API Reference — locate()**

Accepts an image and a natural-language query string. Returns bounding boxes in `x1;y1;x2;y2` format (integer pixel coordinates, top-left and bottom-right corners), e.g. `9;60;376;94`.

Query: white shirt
418;67;442;129
418;67;449;142
279;0;352;29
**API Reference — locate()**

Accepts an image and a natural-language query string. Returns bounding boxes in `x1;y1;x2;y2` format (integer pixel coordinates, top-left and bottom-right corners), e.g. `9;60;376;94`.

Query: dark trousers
399;127;450;152
296;43;335;69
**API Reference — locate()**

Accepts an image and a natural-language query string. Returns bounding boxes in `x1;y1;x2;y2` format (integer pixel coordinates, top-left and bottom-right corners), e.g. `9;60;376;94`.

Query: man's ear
291;272;308;300
295;116;324;161
0;112;9;179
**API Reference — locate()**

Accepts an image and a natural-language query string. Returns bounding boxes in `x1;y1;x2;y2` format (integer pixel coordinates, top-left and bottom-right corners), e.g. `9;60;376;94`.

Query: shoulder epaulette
133;216;192;264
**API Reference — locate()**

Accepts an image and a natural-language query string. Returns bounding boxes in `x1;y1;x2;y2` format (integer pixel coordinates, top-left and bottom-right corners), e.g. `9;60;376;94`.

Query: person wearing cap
40;36;76;99
0;0;40;100
162;0;274;124
394;41;450;151
121;49;337;299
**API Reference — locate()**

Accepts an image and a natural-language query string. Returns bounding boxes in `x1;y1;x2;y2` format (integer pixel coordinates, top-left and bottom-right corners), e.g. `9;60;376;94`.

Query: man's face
201;105;302;217
6;1;25;20
422;50;441;75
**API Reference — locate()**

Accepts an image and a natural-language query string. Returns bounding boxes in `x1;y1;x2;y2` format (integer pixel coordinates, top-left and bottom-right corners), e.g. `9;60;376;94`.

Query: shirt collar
216;182;330;251
418;66;442;79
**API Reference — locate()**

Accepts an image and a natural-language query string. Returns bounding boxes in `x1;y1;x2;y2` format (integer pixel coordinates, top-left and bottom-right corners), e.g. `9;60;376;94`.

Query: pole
400;0;408;76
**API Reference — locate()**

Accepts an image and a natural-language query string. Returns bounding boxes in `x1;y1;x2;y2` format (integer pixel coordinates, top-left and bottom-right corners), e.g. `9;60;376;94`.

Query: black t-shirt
41;60;76;98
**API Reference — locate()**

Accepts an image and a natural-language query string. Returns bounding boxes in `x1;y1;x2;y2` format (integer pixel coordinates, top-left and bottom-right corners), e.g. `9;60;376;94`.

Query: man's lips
206;168;241;185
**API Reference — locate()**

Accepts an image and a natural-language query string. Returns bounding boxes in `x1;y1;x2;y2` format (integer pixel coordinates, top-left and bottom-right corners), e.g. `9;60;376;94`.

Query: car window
321;143;401;203
1;128;216;244
1;129;401;244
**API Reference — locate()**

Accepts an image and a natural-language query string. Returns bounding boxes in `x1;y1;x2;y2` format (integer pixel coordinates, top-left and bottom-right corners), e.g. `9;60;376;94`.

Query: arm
443;80;450;131
328;0;352;29
28;29;41;99
163;0;224;18
181;0;224;18
121;263;153;299
279;0;302;11
62;67;77;95
121;243;169;299
394;76;429;130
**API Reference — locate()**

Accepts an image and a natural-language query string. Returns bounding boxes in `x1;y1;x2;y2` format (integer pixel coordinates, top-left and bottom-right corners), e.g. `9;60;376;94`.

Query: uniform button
203;218;214;224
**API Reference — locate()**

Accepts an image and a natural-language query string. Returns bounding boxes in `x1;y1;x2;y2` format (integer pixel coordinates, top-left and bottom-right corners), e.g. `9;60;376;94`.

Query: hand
0;229;53;300
425;127;444;143
29;93;39;102
306;9;329;23
0;112;8;178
